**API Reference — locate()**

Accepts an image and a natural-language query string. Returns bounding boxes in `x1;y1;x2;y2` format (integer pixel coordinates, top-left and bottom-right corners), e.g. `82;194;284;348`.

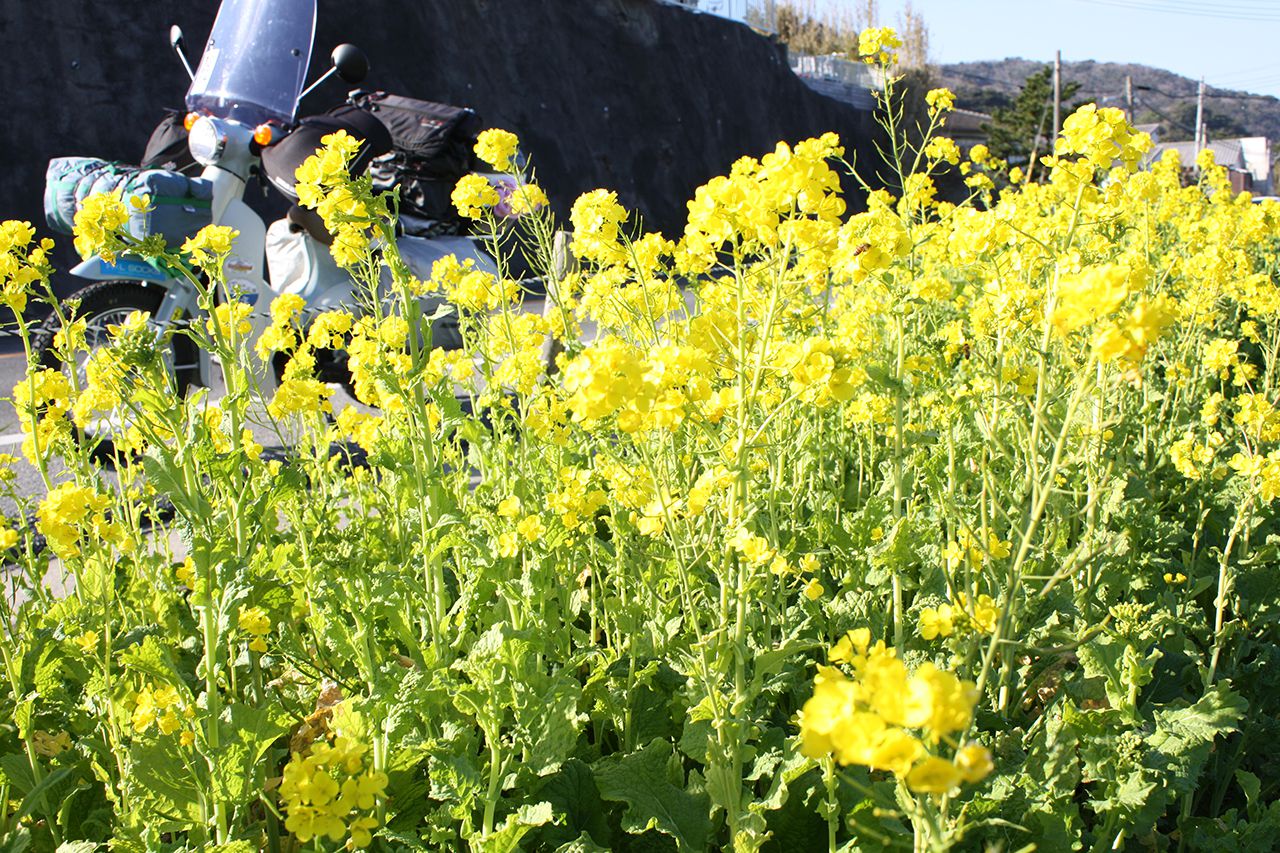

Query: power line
1210;62;1280;82
1078;0;1280;14
1072;0;1280;22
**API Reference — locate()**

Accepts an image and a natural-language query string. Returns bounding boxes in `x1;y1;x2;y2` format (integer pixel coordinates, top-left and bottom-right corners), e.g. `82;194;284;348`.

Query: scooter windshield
185;0;316;126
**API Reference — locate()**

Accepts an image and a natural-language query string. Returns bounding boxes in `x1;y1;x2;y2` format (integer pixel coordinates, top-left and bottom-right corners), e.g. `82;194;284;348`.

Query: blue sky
806;0;1280;98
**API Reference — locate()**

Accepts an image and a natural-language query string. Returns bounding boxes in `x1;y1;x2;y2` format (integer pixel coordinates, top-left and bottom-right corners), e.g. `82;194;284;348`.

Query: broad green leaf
126;735;203;825
116;634;179;684
475;801;555;853
1077;636;1130;712
553;833;611;853
0;753;34;794
210;703;290;805
520;678;586;779
0;828;31;853
532;759;612;850
1148;683;1247;749
14;765;74;821
593;740;710;852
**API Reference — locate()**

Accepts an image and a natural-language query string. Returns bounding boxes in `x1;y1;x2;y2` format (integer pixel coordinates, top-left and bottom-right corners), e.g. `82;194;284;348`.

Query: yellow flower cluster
474;128;519;172
924;88;955;116
238;605;273;653
918;592;1000;640
0;220;53;314
857;27;902;65
294;130;376;267
268;377;335;421
30;729;72;758
206;301;254;342
561;336;717;433
131;683;194;744
12;367;75;464
256;293;307;361
280;732;387;848
1053;104;1154;173
181;224;238;271
451;174;501;220
508;182;549;216
36;481;129;557
71;192;129;260
800;630;992;794
429;253;518;313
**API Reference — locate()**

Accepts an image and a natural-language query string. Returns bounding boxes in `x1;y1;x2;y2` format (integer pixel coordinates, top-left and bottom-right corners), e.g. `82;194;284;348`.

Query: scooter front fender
69;255;221;388
71;254;172;284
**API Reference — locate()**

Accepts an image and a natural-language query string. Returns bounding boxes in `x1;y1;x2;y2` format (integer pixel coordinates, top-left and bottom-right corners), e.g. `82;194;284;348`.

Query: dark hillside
0;0;874;294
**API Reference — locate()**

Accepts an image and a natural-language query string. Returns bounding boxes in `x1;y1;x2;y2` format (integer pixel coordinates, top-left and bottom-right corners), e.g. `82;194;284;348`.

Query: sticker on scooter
101;257;168;282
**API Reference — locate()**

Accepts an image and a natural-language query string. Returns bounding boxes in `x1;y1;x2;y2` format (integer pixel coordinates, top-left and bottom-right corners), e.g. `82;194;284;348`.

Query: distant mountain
937;59;1280;144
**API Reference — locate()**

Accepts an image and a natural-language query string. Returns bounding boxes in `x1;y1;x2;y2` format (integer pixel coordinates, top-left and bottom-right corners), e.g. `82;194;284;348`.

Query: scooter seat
286;204;334;246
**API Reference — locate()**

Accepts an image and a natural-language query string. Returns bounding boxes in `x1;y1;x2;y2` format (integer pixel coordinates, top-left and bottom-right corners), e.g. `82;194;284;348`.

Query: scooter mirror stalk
298;44;368;102
170;24;195;81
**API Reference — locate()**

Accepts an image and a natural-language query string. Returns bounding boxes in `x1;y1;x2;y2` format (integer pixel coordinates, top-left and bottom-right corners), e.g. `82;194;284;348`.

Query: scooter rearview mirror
332;44;369;85
299;44;370;102
170;24;195;81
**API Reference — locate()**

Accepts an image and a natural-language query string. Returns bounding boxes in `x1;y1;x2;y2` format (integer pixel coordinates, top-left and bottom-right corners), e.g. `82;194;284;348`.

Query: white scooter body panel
266;220;495;350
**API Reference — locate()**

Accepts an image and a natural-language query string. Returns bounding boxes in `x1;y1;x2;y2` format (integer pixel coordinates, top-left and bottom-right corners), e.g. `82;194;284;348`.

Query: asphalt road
0;336;46;512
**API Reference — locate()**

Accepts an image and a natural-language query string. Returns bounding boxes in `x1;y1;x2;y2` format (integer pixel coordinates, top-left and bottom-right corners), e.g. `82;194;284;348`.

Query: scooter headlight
188;117;227;165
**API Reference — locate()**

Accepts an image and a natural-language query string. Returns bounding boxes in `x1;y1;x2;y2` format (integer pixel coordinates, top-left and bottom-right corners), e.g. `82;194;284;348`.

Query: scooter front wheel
30;279;198;464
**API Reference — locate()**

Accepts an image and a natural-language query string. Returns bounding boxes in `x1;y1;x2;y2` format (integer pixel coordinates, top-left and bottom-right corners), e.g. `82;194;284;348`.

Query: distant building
943;108;993;156
1148;137;1272;194
789;53;880;111
663;0;753;20
1134;122;1161;143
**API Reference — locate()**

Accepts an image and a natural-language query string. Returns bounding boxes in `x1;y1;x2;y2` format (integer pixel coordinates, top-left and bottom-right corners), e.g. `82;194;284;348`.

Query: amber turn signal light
183;112;199;132
253;124;275;146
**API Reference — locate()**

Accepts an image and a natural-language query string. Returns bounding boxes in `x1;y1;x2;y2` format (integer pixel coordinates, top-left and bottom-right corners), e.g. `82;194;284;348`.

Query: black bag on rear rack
141;109;199;174
352;91;483;235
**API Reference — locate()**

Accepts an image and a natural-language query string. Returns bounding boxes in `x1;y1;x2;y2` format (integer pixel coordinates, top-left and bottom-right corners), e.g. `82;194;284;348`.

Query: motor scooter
35;0;495;408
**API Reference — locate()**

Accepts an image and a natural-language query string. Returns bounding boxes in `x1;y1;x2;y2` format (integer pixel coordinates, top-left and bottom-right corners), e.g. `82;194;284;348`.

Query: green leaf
753;748;812;812
55;843;101;853
1023;712;1081;800
211;703;291;805
593;740;710;852
126;735;203;825
1235;769;1261;814
475;801;555;853
0;828;31;853
14;765;74;821
532;759;612;850
1144;682;1247;800
116;634;179;684
1077;635;1129;711
0;753;34;793
1149;683;1247;748
1089;769;1155;816
521;679;586;779
143;451;211;519
553;833;611;853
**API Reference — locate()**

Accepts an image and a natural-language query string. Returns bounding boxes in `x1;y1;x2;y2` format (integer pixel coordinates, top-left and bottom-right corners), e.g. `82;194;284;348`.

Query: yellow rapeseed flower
474;128;520;172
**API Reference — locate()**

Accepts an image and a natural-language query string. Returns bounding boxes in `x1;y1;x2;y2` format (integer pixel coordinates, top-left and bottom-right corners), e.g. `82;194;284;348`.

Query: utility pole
1053;51;1062;142
1194;78;1206;156
1125;75;1134;124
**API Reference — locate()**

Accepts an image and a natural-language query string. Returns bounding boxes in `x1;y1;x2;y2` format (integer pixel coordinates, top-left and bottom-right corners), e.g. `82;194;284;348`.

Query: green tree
983;66;1080;169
